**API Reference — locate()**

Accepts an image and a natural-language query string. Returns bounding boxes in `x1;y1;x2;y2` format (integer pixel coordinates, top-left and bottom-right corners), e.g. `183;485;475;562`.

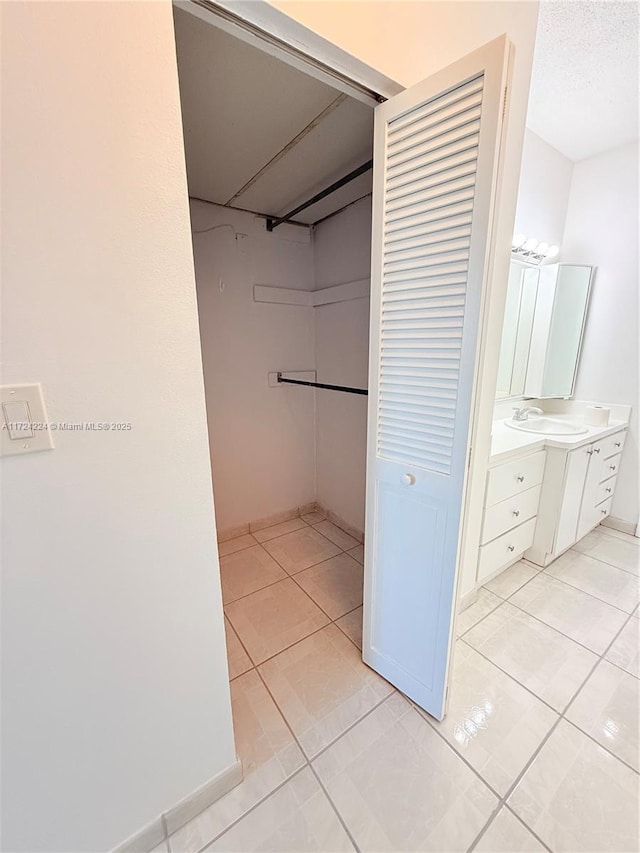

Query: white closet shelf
254;278;369;307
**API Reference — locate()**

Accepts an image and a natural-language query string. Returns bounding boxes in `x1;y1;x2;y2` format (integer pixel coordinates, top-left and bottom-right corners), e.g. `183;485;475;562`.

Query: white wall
190;201;316;532
0;4;236;851
514;129;574;251
563;142;639;527
313;198;372;531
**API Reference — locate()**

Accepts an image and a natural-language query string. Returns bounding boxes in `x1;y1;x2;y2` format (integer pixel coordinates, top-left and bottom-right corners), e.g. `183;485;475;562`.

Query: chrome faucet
512;406;543;422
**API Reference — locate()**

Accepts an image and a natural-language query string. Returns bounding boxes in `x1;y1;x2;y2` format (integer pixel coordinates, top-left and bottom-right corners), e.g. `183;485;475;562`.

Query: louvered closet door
363;36;510;719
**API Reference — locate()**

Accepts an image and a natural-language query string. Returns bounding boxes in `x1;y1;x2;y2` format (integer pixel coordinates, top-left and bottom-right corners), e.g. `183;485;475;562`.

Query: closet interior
172;5;376;661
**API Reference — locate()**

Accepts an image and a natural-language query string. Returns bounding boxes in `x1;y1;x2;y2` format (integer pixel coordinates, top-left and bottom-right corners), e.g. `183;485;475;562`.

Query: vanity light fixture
511;234;559;265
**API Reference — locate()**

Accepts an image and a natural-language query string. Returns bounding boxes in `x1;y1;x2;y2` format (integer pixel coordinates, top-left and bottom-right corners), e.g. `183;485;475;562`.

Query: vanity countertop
490;415;629;466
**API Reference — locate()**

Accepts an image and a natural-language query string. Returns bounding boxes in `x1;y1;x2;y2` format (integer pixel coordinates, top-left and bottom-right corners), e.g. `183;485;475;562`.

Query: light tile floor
168;521;639;853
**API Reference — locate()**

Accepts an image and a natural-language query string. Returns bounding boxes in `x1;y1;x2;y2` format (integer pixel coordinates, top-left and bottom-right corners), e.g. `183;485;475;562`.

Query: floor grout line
223;530;355;608
483;558;636;617
491;588;625;658
410;701;504;801
307;764;361;852
458;637;563;715
504;804;554;852
216;527;638;852
472;556;637;650
227;595;363;672
567;541;640;579
465;602;640;852
178;766;311;853
540;567;639;614
252;666;362;852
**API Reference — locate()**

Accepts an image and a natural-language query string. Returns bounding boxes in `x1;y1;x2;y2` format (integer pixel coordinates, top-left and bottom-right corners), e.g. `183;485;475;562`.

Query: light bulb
523;237;538;252
547;245;560;259
512;233;526;249
537;242;550;256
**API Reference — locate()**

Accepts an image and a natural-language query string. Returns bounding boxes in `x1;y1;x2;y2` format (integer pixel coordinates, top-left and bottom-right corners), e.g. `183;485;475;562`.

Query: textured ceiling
172;6;373;225
528;1;639;161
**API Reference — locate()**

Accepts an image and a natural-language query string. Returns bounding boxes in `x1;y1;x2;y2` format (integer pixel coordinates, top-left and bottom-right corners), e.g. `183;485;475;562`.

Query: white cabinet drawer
482;485;541;545
596;476;617;506
600;453;622;483
599;431;626;459
486;451;546;507
596;496;613;523
580;495;614;536
478;517;537;582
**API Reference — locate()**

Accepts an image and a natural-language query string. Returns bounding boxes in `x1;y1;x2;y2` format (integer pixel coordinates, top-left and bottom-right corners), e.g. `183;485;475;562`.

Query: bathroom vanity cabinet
473;417;630;594
526;427;627;566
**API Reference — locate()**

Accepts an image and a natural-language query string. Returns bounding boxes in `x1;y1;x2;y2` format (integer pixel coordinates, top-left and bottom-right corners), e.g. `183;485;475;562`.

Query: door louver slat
377;73;484;472
387;78;484;136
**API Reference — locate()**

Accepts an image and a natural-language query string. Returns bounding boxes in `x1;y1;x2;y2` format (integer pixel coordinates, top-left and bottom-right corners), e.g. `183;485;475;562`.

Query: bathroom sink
505;416;588;436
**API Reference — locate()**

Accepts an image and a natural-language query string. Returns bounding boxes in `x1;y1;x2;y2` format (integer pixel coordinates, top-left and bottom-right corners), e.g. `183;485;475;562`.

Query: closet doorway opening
172;0;512;725
172;1;378;679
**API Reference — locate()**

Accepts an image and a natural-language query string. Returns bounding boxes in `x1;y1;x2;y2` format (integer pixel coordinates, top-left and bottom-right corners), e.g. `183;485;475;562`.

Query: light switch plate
1;384;54;457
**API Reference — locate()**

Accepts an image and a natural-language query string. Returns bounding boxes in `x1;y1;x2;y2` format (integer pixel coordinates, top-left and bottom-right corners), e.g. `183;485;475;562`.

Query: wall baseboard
217;502;365;551
457;588;479;614
111;759;243;853
217;501;320;543
164;759;243;836
112;816;165;853
600;516;638;537
316;504;364;543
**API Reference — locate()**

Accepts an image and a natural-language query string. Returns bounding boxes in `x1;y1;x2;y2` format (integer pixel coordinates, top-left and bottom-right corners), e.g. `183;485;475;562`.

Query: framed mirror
496;262;593;400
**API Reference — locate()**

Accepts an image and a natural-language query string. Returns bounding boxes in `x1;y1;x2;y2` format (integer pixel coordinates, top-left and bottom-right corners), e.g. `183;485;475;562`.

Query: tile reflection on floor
464;601;597;711
429;643;558;795
314;693;497;852
172;520;639;852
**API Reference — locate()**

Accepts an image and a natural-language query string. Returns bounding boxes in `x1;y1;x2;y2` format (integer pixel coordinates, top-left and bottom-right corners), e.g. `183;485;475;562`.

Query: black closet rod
266;160;373;231
277;373;368;396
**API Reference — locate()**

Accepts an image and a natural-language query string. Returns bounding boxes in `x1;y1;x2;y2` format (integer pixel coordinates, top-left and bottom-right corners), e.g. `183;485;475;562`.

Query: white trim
111;817;165;853
111;759;243;852
312;279;369;306
164;758;243;836
458;588;480;613
175;0;402;106
254;279;369;307
253;285;311;306
600;516;638;537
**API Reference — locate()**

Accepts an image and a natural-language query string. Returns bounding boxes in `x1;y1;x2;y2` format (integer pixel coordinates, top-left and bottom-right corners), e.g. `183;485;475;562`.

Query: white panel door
363;37;511;719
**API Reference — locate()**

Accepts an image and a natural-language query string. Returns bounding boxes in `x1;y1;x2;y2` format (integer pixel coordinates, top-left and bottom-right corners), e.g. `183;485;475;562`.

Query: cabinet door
577;445;602;540
364;36;510;720
555;446;590;553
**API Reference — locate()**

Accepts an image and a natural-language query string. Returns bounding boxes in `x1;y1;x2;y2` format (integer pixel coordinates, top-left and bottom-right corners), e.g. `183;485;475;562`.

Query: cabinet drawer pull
508;545;515;552
610;464;617;471
601;509;608;515
594;447;601;454
606;487;612;493
615;441;621;448
513;509;520;517
516;475;525;482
